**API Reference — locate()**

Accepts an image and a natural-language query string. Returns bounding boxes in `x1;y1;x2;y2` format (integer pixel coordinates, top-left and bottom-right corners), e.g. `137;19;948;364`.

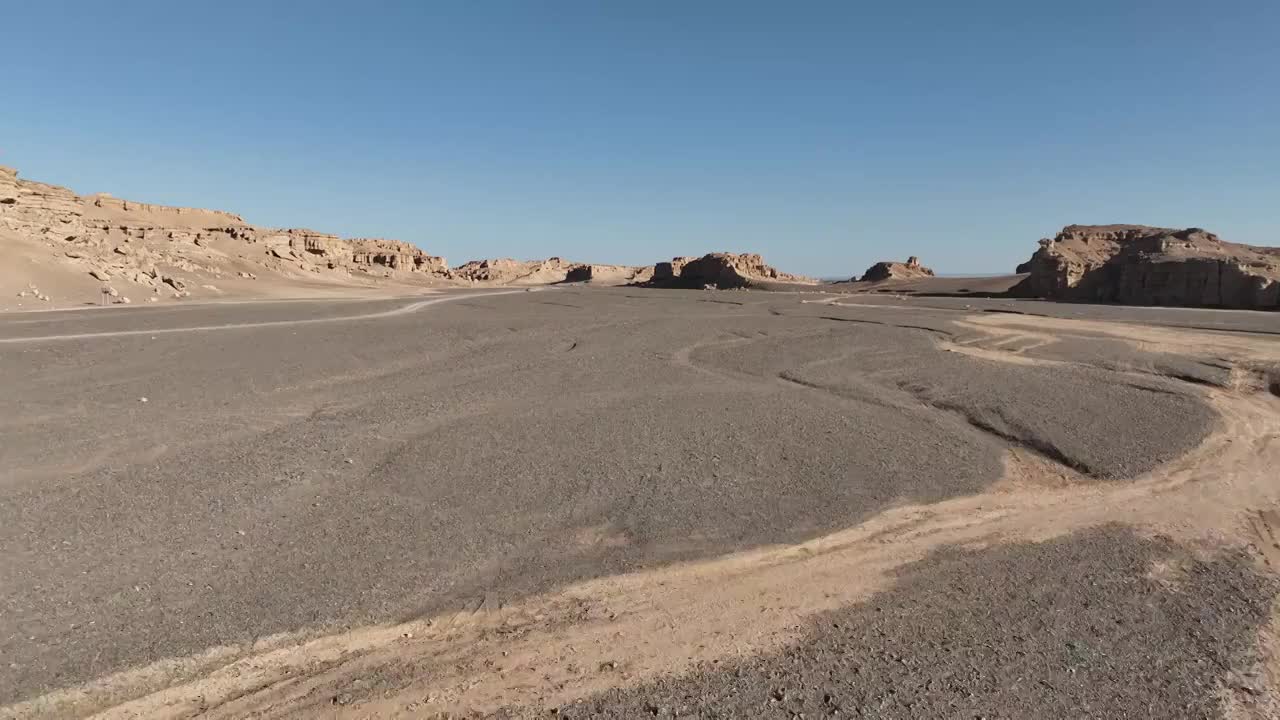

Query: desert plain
3;284;1280;719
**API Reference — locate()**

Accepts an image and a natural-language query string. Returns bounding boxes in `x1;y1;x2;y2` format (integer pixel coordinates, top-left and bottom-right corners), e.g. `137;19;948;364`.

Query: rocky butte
648;252;814;289
1011;224;1280;310
858;256;935;282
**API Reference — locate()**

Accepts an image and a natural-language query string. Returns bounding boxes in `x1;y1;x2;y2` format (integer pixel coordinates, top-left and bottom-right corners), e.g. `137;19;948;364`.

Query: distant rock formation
450;257;590;285
858;256;935;282
564;263;654;285
451;257;569;283
648;252;813;289
1011;224;1280;309
449;257;649;286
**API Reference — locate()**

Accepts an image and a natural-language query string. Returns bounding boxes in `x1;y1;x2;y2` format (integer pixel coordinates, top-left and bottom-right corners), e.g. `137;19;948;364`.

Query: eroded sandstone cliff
1011;225;1280;309
446;257;655;286
649;252;813;289
1;165;449;304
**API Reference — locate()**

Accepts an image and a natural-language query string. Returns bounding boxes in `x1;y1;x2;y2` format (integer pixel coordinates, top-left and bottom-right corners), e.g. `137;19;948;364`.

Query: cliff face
1012;225;1280;310
859;256;934;282
1;165;449;302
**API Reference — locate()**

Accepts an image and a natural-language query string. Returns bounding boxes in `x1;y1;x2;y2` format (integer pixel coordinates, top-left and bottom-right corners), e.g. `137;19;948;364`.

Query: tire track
0;290;531;344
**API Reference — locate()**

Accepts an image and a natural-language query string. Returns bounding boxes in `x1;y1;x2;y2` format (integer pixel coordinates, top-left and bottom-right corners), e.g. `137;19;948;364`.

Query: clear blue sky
4;1;1277;276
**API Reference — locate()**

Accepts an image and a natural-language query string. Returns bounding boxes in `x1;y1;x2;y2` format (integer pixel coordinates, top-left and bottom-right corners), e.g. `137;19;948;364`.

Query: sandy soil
1;289;1278;719
0;229;450;315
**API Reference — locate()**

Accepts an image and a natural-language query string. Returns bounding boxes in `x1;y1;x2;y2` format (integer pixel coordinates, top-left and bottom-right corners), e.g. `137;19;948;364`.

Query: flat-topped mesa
858;256;935;282
1012;224;1280;309
653;252;813;289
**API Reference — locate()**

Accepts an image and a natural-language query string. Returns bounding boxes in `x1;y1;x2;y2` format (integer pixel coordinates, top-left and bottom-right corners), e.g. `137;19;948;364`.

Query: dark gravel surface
504;525;1277;719
0;288;1239;707
692;314;1215;479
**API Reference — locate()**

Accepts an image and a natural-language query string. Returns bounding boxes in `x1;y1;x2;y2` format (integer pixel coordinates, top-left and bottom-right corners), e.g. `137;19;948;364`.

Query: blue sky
3;1;1277;276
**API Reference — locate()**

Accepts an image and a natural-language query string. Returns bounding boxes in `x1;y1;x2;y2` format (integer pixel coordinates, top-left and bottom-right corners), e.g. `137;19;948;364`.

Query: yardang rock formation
858;256;935;282
1011;224;1280;310
648;252;814;289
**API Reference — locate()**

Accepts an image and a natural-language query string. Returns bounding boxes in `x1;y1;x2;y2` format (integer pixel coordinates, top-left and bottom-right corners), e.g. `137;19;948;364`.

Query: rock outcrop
1011;224;1280;309
563;264;654;285
1;165;451;303
450;257;577;285
348;238;447;274
858;256;934;282
649;252;813;289
449;257;651;286
3;164;813;305
653;257;694;282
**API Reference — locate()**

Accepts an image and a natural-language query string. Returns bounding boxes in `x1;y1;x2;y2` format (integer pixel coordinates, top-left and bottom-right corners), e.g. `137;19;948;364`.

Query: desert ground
2;287;1280;719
